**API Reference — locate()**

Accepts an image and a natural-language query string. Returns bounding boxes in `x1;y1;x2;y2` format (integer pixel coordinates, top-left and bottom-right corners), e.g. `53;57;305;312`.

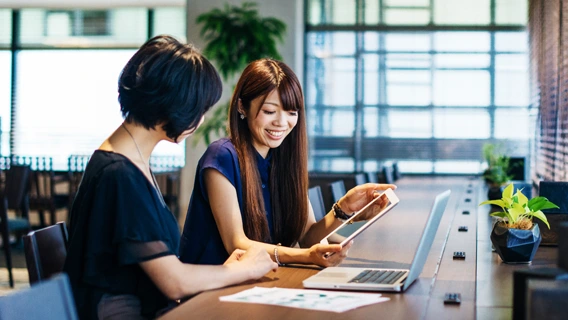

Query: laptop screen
403;190;451;290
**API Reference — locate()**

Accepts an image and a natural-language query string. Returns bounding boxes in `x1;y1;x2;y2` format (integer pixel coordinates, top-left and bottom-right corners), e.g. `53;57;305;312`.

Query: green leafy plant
192;102;230;146
479;183;559;230
482;143;512;186
192;2;286;146
197;2;286;81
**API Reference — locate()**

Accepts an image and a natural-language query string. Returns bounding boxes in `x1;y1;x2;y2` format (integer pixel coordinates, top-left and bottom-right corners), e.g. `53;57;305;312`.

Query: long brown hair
228;59;308;246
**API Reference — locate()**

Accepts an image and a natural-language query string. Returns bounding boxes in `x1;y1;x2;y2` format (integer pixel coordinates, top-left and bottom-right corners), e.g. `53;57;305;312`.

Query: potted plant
192;2;286;146
479;183;559;264
482;143;513;200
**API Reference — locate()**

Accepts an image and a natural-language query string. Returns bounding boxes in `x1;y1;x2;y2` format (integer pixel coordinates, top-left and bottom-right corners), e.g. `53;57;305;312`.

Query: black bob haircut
118;35;222;142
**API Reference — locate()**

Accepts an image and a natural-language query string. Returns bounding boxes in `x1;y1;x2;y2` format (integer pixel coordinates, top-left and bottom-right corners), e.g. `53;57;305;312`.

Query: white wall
179;0;304;225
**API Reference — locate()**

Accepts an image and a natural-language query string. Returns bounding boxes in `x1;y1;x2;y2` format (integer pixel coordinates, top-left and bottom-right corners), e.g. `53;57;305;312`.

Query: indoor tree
192;2;286;145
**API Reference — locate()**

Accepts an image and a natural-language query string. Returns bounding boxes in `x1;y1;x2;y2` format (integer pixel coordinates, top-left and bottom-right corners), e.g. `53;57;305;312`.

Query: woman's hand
308;241;354;267
223;248;246;264
224;246;278;279
338;183;396;221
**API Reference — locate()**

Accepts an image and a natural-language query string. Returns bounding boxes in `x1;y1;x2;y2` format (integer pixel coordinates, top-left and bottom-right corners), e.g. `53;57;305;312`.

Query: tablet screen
320;188;399;247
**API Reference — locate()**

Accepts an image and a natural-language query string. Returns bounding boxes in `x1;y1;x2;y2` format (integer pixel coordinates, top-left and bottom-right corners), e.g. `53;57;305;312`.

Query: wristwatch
333;202;354;221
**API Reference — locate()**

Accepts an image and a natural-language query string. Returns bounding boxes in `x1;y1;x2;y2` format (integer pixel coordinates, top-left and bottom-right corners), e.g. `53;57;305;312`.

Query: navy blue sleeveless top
179;138;273;265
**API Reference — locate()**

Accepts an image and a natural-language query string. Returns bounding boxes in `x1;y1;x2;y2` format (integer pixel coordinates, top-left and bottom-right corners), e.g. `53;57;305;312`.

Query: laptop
303;189;451;292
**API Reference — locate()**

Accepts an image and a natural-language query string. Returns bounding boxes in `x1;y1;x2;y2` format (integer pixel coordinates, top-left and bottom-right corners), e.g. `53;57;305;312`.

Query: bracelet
333;202;355;221
274;243;286;266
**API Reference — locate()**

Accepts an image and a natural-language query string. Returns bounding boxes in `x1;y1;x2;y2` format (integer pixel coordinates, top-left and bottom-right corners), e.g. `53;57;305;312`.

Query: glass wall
3;7;186;170
305;0;529;174
0;9;12;156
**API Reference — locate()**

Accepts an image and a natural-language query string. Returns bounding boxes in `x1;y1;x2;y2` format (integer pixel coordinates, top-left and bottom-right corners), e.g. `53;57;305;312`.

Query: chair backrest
381;165;394;184
154;170;182;217
23;157;54;200
24;221;69;285
309;173;355;210
0;273;78;320
365;172;379;184
308;186;326;221
4;164;31;212
29;170;57;201
392;162;401;181
539;181;568;213
354;173;367;185
329;180;346;203
67;155;91;209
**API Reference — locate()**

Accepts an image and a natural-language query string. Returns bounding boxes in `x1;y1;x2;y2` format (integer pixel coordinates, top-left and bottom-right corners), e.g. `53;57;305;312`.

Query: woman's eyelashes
261;108;298;117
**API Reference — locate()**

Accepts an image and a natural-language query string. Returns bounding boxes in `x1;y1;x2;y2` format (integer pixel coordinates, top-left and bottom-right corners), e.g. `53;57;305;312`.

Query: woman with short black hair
63;35;277;320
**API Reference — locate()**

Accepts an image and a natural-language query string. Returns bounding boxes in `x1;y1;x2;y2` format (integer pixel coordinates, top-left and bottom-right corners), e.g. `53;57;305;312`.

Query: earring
240;114;245;120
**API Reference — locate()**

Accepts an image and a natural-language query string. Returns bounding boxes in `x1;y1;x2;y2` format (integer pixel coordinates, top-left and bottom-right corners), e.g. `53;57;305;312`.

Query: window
14;50;135;169
0;51;10;156
306;1;529;174
5;7;186;170
0;9;11;156
0;9;11;47
20;8;147;47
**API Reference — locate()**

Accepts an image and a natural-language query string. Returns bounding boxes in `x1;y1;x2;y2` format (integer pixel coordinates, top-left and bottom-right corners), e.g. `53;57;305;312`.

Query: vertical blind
529;0;568;182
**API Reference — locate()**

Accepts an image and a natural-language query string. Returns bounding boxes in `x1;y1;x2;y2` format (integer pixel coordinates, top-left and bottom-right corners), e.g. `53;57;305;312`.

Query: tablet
320;188;399;247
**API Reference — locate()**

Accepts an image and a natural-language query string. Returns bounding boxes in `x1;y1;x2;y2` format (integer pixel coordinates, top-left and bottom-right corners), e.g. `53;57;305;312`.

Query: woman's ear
237;98;246;118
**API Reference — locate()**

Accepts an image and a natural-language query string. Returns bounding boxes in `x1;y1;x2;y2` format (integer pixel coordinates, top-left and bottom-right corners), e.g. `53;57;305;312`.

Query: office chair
1;196;31;288
392;162;401;181
4;164;32;220
381;165;395;184
329;180;347;204
365;172;379;184
27;157;69;227
354;173;367;185
0;273;78;320
23;221;68;285
67;154;91;214
150;155;183;218
1;164;33;288
308;186;326;221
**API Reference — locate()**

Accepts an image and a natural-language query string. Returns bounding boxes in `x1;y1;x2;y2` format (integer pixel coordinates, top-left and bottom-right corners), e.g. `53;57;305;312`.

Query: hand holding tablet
320;188;400;249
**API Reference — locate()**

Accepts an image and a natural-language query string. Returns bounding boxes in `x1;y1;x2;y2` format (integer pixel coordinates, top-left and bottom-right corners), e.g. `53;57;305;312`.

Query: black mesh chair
0;273;78;320
23;221;68;285
308;186;326;222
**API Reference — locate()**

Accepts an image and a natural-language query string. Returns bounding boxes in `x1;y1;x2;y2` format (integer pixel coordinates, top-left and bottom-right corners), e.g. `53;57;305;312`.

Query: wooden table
160;177;559;320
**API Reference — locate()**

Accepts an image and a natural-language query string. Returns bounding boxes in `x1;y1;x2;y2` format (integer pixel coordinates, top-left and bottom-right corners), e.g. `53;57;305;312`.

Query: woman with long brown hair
180;58;395;267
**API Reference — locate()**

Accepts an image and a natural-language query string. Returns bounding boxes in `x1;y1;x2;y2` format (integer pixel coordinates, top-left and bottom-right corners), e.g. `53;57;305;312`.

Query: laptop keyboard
348;270;406;285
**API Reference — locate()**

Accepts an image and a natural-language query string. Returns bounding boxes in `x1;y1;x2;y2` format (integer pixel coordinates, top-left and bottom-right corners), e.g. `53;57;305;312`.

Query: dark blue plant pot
490;222;542;264
487;186;502;201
